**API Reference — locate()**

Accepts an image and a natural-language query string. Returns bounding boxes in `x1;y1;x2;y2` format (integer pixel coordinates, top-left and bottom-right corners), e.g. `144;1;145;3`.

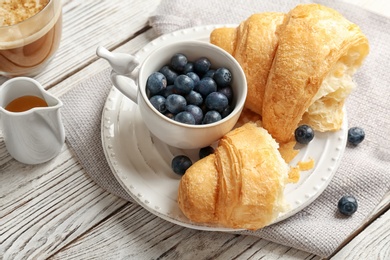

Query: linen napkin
60;0;390;258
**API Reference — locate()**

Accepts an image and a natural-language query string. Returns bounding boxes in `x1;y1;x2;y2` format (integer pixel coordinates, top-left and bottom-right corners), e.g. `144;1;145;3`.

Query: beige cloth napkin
60;0;390;257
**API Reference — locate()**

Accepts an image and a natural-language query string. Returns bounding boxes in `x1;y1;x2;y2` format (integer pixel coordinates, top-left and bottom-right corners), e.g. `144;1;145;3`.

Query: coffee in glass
0;0;62;77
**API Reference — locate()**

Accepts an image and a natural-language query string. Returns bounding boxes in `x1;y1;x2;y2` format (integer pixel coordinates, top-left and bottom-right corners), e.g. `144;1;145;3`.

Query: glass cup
0;0;63;77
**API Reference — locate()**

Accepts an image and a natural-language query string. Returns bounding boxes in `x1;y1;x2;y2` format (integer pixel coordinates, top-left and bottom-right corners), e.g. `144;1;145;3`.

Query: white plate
101;25;348;231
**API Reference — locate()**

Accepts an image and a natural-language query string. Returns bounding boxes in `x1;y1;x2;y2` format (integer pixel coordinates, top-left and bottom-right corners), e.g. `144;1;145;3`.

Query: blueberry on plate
166;94;187;114
174;111;196;125
146;72;167;96
171;155;192;175
213;67;232;88
149;95;167;113
294;125;314;144
348;127;365;145
199;146;215;159
170;53;187;72
202;110;222;124
205;92;229;113
338;195;358;216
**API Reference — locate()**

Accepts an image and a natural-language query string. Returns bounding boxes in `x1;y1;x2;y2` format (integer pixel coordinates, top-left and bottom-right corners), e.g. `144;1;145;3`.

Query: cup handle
96;46;140;103
110;70;139;103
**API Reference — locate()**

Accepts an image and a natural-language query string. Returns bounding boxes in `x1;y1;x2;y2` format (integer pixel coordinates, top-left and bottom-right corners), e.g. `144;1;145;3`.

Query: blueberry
295;125;314;144
197;77;217;97
221;105;233;118
171;155;192;175
202;110;222;124
164;112;175;119
205;92;229;113
183;62;194;74
203;69;215;79
185;105;203;124
166;94;187;114
213;67;232;87
159;65;178;85
199;146;215;159
186;72;200;86
175;111;196;124
173;75;194;95
146;72;167;96
185;90;203;106
338;195;358;216
160;84;175;98
194;57;211;75
171;53;187;72
348;127;365;145
218;86;233;102
149;95;167;113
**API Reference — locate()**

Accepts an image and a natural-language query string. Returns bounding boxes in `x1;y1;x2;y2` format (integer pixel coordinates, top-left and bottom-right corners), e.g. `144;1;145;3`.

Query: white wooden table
1;0;389;259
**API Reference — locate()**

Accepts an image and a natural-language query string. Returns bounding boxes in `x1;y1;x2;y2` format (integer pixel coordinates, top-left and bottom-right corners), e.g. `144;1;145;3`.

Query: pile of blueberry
146;53;234;125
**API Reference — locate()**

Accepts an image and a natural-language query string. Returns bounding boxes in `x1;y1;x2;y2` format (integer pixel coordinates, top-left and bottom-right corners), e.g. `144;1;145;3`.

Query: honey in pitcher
5;95;48;112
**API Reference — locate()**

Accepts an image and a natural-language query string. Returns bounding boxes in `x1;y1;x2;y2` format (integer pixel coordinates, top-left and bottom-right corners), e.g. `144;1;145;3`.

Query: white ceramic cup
97;41;247;149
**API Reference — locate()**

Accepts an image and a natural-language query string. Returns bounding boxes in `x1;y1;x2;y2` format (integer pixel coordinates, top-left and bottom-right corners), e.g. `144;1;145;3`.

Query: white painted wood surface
0;0;389;259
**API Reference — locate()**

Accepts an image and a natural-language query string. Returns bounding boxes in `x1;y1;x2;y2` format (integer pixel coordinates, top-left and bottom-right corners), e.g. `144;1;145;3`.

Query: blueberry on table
173;75;195;95
194;57;211;75
159;65;178;85
338;195;358;216
197;77;217;97
205;92;229;113
146;72;167;96
149;95;167;113
185;105;203;124
170;53;188;72
175;111;196;124
172;155;192;175
202;110;222;124
348;127;365;145
294;125;314;144
213;67;232;87
166;94;187;114
199;146;215;159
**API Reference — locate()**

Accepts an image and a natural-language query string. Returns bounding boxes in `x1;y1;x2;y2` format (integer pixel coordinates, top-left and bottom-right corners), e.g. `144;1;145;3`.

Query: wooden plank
331;207;390;259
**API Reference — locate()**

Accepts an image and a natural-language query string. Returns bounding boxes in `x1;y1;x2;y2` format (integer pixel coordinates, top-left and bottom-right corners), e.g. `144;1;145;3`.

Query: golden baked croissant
178;122;289;230
210;4;369;143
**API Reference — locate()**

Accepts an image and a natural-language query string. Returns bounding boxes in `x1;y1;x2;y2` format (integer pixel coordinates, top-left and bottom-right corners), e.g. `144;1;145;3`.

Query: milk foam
0;0;61;49
0;0;50;27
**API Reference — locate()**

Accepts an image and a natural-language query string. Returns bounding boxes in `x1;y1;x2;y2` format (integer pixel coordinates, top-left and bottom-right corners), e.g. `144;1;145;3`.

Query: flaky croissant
178;122;289;230
211;4;369;143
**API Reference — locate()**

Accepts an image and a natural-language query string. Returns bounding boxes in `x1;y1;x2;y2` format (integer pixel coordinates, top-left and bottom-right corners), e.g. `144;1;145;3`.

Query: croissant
210;4;369;143
178;122;289;230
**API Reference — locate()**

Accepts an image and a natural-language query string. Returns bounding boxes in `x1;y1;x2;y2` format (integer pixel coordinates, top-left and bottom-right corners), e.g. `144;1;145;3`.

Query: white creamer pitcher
0;77;65;164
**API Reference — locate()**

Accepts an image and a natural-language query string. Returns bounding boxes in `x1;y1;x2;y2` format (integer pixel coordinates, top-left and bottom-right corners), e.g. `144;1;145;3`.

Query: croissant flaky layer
178;122;289;230
210;4;369;143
